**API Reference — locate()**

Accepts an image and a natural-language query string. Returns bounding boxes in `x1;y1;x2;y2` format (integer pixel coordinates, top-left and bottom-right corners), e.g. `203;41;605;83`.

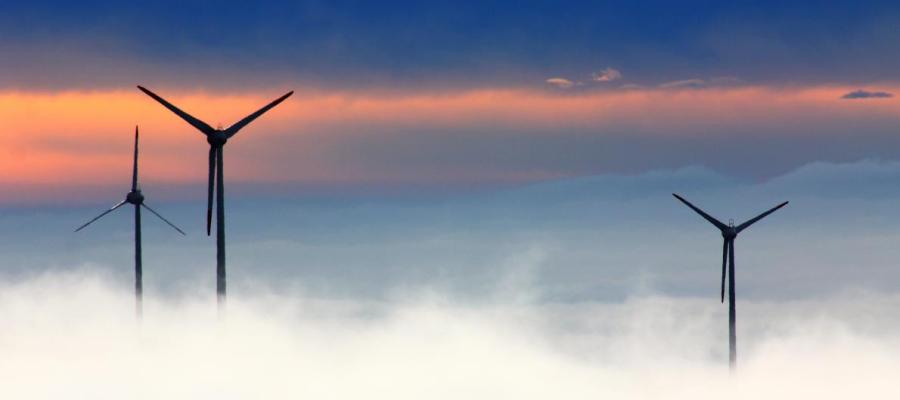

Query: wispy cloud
545;77;575;89
659;79;706;89
592;67;622;82
841;89;894;99
657;77;742;89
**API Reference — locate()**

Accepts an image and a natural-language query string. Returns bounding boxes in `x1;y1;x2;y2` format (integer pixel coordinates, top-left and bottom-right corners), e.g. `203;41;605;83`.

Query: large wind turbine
672;194;788;370
75;126;185;318
137;85;293;307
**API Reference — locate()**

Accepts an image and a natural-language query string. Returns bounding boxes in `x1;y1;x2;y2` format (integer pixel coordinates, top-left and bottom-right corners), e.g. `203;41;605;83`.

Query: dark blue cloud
841;89;894;99
2;1;900;89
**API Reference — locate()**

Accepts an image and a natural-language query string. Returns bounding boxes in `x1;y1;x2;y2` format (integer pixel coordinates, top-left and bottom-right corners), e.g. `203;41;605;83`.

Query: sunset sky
1;1;900;202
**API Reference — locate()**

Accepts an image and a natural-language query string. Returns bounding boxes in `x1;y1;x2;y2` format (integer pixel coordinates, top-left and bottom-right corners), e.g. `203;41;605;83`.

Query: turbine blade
672;193;728;230
207;146;216;236
132;125;139;191
137;86;216;135
224;91;293;138
74;200;127;232
736;201;789;233
142;203;186;235
721;239;727;303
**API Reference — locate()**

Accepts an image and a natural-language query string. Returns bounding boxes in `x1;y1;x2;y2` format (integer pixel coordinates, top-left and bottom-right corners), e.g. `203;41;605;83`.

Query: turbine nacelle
126;190;145;205
206;131;228;147
721;227;737;240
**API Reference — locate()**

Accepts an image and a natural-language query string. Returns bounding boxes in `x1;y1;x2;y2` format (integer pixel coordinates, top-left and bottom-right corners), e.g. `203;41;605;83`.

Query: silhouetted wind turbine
137;85;293;308
672;193;788;371
75;126;185;318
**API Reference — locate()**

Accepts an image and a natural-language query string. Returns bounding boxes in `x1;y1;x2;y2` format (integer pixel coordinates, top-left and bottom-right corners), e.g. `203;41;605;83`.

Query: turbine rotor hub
722;228;737;240
126;190;144;205
207;131;228;147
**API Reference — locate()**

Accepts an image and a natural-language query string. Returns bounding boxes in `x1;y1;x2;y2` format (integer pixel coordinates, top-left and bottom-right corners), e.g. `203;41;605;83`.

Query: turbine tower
672;193;788;370
75;126;185;318
137;85;293;308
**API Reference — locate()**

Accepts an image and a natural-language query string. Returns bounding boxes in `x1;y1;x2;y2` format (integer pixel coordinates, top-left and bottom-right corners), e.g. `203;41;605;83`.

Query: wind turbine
672;194;788;370
137;85;293;308
75;126;185;318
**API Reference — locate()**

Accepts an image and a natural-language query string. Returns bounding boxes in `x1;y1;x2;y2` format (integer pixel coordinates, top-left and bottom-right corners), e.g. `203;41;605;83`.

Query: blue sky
3;1;900;89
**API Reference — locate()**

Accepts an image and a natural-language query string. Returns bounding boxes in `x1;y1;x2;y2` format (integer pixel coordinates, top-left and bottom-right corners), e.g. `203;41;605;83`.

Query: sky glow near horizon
2;1;900;398
1;84;900;198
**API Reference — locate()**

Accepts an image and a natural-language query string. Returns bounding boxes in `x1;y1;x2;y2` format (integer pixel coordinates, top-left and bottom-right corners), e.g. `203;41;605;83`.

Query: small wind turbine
137;85;293;309
75;126;185;318
672;193;788;370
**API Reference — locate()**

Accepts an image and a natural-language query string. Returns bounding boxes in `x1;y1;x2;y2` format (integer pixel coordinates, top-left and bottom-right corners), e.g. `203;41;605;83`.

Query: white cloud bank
0;272;898;399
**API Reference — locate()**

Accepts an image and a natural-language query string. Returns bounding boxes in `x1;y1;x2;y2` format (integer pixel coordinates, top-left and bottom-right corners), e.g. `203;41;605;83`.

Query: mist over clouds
0;272;898;399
